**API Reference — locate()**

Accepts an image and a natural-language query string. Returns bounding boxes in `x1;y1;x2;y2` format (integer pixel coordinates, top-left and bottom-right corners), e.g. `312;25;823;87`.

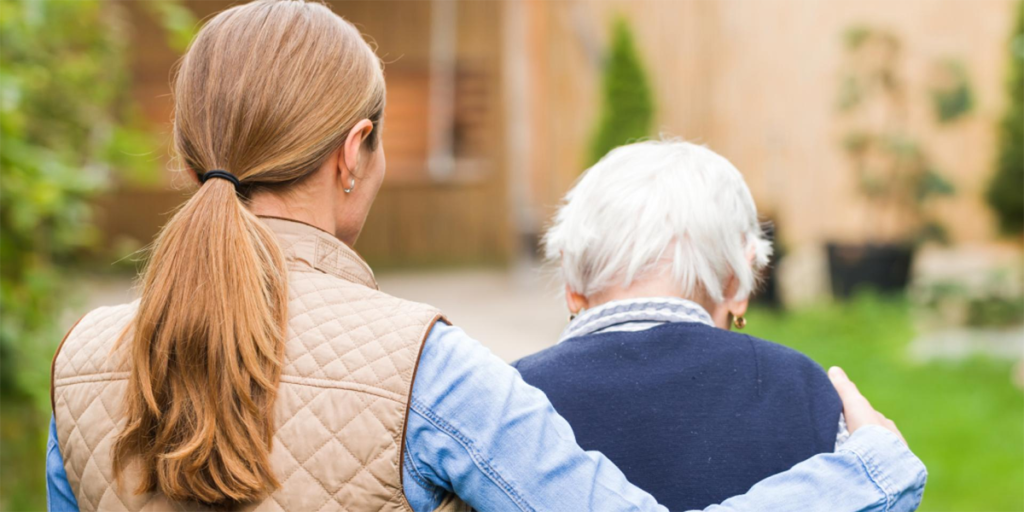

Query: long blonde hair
112;0;385;504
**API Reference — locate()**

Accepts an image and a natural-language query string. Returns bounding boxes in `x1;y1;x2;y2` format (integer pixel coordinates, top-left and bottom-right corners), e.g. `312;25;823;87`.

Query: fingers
828;366;908;446
828;366;874;430
879;413;906;445
828;366;861;402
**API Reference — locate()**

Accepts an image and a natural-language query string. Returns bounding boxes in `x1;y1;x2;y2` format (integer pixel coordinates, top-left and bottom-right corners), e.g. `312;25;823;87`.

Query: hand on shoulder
828;366;907;445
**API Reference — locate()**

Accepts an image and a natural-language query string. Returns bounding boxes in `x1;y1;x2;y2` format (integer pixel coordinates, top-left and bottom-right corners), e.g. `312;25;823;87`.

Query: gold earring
733;315;747;330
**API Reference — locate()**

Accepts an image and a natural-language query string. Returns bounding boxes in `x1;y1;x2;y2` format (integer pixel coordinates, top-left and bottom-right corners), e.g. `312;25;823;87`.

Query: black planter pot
826;242;914;299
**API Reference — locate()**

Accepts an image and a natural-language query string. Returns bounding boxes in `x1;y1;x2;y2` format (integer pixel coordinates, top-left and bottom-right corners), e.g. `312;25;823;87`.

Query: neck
589;281;709;311
248;189;339;241
585;278;723;328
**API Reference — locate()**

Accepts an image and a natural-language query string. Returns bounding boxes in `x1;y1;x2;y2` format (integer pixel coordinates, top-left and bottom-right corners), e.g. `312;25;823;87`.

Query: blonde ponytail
114;177;287;503
112;0;385;504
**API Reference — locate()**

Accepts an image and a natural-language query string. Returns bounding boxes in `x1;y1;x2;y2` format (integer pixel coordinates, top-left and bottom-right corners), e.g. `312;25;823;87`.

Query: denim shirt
48;321;926;512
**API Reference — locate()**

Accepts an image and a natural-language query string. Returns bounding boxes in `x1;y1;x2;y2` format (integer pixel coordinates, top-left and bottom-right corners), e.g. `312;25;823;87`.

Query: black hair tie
200;170;240;188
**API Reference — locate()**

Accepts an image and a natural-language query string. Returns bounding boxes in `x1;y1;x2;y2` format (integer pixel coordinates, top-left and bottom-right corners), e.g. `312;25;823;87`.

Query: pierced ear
340;119;375;180
729;295;750;319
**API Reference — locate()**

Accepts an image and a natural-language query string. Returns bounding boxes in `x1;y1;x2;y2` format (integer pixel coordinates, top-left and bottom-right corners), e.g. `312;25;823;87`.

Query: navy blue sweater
513;322;841;511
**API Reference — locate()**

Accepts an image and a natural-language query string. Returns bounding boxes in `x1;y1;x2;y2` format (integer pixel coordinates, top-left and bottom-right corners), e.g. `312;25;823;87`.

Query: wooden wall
520;0;1017;248
100;0;1016;267
104;0;511;267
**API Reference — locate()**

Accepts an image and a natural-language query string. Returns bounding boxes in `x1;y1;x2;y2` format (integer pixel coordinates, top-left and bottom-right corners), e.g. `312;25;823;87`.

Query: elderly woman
515;140;847;511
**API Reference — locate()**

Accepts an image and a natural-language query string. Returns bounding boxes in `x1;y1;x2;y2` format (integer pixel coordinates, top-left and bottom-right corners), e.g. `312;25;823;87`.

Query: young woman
46;2;925;511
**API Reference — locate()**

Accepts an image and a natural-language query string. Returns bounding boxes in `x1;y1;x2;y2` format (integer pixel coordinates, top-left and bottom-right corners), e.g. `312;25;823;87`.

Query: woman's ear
719;274;750;327
729;295;750;319
338;119;375;184
565;285;589;315
728;247;758;320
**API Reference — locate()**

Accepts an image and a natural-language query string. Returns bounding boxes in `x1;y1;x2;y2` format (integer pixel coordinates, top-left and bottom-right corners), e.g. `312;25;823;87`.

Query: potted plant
829;26;962;298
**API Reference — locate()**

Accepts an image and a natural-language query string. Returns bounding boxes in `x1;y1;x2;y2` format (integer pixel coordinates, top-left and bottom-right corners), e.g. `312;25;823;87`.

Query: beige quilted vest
51;217;456;512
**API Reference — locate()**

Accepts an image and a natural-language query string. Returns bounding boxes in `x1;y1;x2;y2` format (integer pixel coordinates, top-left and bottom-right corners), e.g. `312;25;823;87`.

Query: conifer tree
988;1;1024;234
587;18;655;167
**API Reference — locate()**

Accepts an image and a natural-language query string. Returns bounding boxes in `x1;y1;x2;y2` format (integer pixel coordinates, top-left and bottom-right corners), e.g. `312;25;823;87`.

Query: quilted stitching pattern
53;220;440;512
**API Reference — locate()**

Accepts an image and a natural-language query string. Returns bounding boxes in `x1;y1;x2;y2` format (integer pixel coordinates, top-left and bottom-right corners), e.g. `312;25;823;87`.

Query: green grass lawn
747;295;1024;512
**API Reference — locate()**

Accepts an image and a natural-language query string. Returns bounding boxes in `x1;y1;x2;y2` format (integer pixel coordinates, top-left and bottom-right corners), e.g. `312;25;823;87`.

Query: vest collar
259;216;378;290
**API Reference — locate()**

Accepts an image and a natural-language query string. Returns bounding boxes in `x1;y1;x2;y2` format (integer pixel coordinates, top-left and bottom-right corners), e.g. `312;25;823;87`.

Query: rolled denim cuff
839;425;928;512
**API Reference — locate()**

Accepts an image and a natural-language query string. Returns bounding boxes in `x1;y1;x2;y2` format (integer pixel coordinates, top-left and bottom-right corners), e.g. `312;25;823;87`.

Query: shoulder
735;332;838;405
69;301;140;340
52;300;139;383
738;332;842;446
657;324;841;421
288;273;445;350
421;322;491;368
57;301;138;360
286;270;438;317
661;322;827;376
413;321;532;414
741;332;828;378
511;341;557;371
418;322;534;391
281;273;446;387
511;332;596;375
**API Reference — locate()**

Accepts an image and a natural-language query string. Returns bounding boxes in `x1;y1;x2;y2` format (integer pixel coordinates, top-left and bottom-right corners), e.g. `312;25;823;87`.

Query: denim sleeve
403;323;927;512
403;322;666;512
706;426;927;512
46;415;80;512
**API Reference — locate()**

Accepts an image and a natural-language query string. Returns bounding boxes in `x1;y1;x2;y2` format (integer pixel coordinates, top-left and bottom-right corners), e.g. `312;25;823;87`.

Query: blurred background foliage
988;0;1024;236
587;17;654;167
930;59;975;124
837;25;958;246
0;0;194;508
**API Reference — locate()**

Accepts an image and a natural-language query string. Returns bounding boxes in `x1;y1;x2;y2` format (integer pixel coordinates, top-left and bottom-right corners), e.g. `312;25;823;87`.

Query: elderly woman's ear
703;273;751;330
730;302;750;330
710;249;758;330
565;286;588;319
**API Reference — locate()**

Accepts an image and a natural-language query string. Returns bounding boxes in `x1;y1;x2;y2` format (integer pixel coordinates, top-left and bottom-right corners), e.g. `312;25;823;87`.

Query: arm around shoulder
700;426;926;512
404;324;926;512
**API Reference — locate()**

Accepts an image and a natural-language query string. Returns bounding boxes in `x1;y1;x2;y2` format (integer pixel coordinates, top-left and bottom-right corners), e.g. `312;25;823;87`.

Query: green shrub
0;1;193;508
587;17;655;167
988;1;1024;235
1;0;137;408
930;59;974;123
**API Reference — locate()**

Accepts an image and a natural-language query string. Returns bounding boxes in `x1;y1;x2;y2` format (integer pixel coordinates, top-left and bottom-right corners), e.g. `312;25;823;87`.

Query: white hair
544;140;772;304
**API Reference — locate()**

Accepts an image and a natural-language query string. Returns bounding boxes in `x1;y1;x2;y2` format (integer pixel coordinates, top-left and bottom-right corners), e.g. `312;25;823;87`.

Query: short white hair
544;140;772;304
